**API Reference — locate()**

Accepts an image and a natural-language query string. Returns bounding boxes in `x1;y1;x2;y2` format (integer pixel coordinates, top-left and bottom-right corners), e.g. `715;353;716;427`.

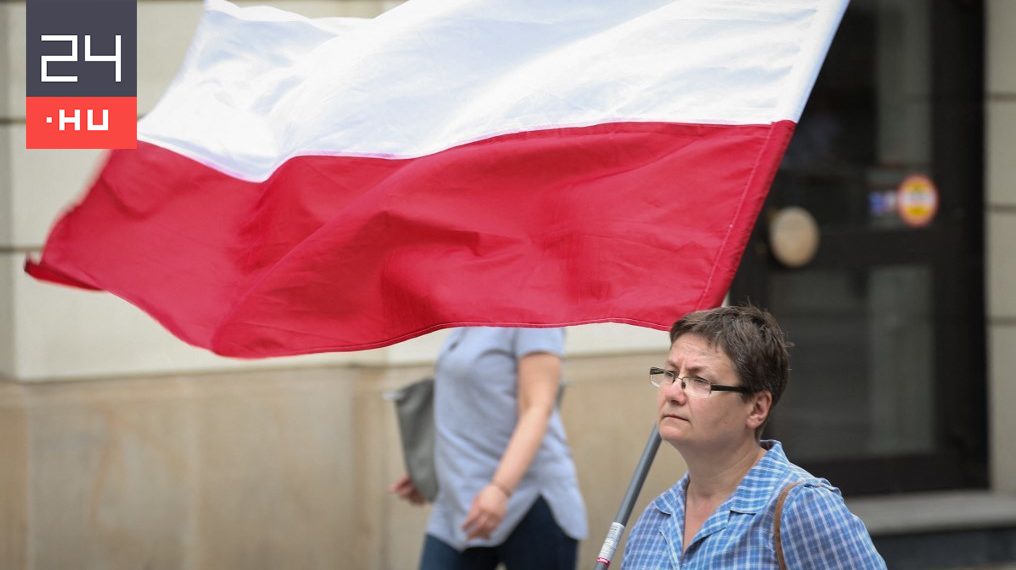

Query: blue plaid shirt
622;440;885;569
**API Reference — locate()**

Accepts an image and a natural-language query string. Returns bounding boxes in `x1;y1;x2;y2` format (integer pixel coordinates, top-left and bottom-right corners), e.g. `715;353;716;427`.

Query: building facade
1;0;1013;568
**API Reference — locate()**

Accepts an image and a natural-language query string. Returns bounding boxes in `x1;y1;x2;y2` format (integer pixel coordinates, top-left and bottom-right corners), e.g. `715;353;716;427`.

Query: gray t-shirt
426;327;588;550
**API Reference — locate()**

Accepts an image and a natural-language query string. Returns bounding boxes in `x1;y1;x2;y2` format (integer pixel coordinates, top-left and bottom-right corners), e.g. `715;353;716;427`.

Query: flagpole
592;425;662;570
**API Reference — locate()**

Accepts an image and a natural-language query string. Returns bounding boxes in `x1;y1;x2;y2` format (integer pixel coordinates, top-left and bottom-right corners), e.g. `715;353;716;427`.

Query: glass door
731;0;985;495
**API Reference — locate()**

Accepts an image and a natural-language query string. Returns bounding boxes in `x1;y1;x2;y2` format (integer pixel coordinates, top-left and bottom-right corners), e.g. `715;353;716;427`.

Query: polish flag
26;0;847;357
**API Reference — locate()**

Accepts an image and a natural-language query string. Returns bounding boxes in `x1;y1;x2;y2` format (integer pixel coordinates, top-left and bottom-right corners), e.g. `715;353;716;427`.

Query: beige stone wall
0;382;27;570
987;0;1016;495
0;353;686;570
1;1;17;380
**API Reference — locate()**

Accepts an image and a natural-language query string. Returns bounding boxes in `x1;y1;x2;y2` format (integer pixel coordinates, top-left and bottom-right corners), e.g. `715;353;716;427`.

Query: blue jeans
419;497;578;570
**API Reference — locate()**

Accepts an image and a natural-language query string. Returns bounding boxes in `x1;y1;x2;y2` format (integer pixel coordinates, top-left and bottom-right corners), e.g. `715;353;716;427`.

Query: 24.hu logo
26;0;136;149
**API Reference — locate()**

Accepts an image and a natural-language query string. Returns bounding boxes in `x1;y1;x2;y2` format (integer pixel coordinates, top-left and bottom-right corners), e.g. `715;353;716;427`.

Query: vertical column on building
987;0;1016;495
1;1;15;380
0;8;25;570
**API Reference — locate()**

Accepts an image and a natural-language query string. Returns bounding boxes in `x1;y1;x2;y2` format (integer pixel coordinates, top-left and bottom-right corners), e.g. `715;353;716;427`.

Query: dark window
731;0;985;495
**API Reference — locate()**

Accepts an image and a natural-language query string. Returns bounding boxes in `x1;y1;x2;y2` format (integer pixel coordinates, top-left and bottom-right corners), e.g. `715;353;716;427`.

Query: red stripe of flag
27;121;793;357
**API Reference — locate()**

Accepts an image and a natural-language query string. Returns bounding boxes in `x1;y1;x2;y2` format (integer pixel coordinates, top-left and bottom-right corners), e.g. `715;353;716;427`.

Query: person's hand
389;474;427;506
462;484;509;540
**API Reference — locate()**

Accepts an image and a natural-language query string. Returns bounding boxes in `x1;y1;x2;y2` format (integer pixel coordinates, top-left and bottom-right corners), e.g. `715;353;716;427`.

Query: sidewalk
848;491;1016;570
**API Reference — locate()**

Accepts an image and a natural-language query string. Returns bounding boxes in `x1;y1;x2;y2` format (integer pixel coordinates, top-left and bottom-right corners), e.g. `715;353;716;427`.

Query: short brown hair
669;305;791;414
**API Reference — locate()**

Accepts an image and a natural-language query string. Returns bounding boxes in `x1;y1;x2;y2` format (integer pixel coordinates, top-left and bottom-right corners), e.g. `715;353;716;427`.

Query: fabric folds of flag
26;0;848;357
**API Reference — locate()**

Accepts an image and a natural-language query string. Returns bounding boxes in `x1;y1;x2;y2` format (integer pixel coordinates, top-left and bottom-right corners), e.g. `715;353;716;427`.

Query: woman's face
656;333;759;453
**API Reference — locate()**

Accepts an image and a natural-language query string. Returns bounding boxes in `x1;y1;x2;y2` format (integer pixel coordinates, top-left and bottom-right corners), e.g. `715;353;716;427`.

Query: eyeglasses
649;367;752;399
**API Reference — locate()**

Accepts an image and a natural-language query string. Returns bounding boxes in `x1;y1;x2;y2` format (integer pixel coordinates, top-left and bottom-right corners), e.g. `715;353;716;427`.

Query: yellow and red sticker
896;175;938;227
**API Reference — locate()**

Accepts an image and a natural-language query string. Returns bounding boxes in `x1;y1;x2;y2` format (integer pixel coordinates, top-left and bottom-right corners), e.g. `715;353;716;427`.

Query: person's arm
389;474;427;506
461;351;561;540
780;485;887;569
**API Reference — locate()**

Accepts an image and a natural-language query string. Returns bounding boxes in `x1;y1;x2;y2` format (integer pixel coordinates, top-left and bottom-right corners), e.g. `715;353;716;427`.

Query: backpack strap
774;481;804;570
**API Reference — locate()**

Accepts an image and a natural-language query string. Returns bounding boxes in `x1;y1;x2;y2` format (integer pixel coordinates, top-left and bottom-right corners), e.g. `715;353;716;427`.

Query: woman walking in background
391;327;587;570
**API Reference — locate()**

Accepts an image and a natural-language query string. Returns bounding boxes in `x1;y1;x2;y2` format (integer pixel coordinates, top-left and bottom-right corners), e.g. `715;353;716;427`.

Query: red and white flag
27;0;847;357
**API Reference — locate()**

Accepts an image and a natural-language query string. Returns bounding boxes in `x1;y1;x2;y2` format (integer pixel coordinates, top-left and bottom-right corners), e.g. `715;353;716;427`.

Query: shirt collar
652;473;688;517
728;439;793;514
651;439;793;517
